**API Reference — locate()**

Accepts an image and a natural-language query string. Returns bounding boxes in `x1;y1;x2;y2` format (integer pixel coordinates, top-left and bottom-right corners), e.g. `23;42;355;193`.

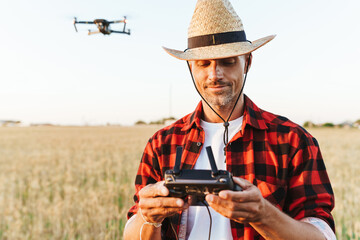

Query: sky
1;0;359;126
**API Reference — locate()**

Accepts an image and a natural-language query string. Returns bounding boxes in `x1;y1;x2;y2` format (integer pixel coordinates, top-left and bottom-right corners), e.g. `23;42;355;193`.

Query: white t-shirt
186;117;243;240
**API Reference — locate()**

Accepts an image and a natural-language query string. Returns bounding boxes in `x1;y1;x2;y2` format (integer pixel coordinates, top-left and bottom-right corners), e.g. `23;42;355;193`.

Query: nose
208;61;223;81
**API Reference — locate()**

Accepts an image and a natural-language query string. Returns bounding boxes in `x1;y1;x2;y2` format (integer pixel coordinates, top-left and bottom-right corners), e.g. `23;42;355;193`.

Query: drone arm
109;16;127;24
73;18;96;33
108;20;125;24
77;21;95;24
110;30;130;35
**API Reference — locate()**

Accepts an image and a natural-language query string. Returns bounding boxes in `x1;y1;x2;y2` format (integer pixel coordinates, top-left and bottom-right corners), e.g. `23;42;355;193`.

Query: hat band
188;31;247;49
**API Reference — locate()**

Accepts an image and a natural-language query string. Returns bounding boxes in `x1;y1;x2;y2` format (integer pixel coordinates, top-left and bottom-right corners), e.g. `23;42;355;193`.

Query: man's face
189;55;249;107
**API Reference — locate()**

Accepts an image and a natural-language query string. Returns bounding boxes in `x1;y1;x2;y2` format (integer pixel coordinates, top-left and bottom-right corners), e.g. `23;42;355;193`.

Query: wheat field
0;126;359;239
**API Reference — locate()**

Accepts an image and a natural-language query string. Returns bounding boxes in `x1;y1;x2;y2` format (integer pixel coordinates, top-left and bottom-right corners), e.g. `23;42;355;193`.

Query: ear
244;53;252;73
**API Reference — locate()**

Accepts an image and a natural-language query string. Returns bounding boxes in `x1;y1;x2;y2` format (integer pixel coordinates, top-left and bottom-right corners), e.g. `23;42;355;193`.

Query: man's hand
205;177;267;223
205;177;327;240
138;181;188;223
124;181;188;240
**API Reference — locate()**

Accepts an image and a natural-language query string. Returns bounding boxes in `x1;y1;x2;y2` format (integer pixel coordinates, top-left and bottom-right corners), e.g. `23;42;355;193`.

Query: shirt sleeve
286;132;335;231
127;138;162;219
301;217;336;240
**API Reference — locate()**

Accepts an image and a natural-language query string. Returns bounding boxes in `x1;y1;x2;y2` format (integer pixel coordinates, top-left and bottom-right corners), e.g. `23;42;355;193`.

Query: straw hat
163;0;275;61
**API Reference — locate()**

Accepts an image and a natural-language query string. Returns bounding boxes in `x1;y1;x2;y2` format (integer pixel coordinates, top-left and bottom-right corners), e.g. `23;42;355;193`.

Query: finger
206;194;259;211
208;203;255;223
205;195;261;222
233;177;253;189
218;181;262;203
206;194;239;209
141;207;187;219
206;196;237;219
206;194;227;211
139;181;169;198
216;177;252;200
139;197;185;209
218;188;261;203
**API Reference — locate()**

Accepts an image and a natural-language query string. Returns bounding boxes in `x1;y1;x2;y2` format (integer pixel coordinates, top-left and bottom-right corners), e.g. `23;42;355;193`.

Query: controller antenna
173;146;183;175
206;146;219;176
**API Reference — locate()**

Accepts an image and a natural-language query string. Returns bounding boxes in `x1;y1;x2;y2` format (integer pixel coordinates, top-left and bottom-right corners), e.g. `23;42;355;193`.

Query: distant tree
355;119;360;125
148;117;177;125
164;116;176;121
322;122;335;128
149;120;163;125
303;121;315;128
135;120;147;125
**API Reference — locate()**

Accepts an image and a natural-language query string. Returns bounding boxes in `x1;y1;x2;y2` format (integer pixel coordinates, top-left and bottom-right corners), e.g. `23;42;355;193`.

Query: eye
197;60;210;67
222;58;236;65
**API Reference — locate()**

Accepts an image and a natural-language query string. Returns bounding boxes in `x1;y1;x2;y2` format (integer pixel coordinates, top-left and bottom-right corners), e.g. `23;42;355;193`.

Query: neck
202;94;245;123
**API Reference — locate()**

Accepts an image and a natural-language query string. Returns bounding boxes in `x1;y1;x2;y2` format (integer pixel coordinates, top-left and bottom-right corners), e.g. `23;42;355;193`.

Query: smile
206;85;230;92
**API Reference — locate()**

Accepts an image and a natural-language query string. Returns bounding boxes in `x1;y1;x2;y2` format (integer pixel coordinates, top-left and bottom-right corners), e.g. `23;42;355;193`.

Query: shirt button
197;142;202;147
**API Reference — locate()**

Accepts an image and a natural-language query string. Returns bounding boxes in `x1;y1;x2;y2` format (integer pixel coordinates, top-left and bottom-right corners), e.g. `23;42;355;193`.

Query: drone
73;17;130;35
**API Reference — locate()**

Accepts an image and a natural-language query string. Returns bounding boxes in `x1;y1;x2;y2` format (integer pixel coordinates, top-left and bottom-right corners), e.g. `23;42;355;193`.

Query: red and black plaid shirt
128;95;335;240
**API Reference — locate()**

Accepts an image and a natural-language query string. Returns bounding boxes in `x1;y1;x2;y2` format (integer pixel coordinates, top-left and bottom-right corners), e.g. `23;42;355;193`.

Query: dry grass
309;128;360;239
0;126;158;240
0;126;358;239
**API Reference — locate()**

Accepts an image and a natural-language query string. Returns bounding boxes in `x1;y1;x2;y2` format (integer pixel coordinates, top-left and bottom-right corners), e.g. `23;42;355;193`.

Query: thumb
233;177;253;190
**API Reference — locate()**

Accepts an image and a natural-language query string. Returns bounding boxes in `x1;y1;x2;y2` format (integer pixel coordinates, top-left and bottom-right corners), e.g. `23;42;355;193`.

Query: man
124;0;335;239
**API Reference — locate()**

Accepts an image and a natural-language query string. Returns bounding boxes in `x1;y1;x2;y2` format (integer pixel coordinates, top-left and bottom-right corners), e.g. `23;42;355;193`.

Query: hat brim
163;35;276;61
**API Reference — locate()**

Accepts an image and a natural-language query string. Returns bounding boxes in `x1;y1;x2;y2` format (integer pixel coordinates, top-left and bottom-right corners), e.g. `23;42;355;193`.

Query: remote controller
164;146;242;203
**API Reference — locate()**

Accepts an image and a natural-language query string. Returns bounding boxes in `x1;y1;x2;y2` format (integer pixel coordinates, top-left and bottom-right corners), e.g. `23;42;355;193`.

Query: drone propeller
73;17;78;32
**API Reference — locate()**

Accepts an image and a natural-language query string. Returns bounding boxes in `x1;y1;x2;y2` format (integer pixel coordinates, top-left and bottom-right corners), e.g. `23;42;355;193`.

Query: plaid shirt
127;95;335;240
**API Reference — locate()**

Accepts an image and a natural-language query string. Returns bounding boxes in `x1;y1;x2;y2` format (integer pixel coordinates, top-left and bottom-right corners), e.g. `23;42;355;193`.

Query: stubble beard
203;89;238;108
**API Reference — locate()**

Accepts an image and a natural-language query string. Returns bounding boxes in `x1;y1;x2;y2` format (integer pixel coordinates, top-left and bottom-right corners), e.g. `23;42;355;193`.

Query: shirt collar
182;95;268;131
242;95;268;130
182;101;203;131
